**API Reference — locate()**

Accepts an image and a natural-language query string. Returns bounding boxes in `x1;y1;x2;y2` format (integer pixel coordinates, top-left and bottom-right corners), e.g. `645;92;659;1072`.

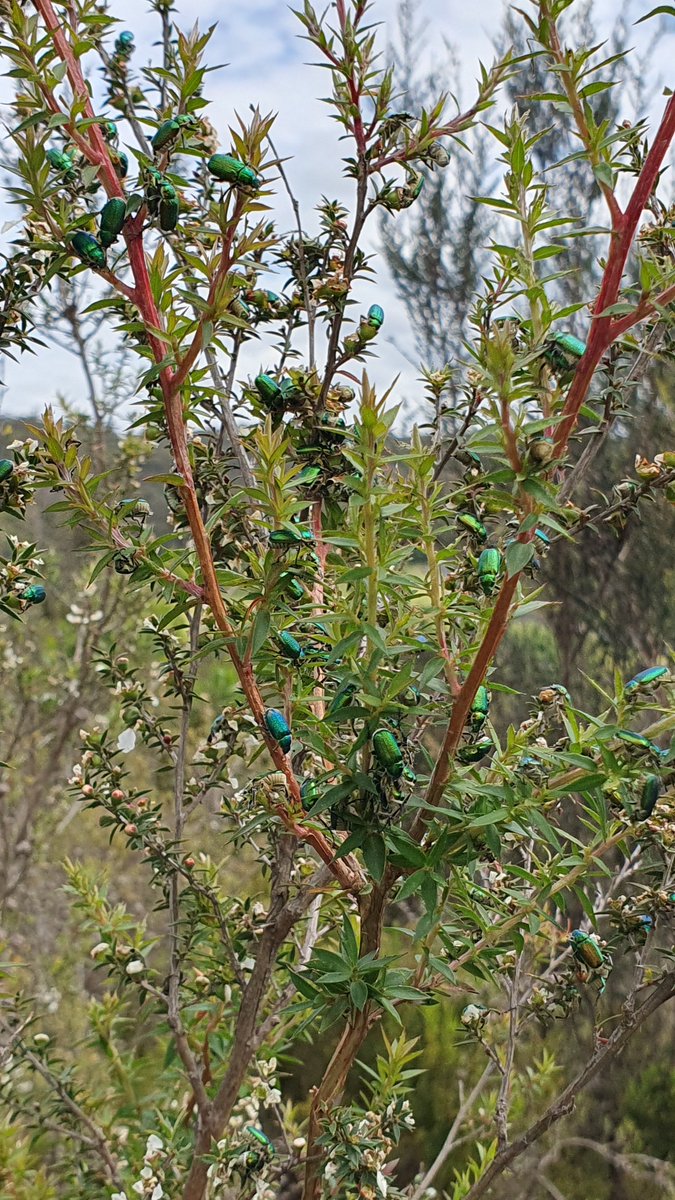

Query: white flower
90;942;108;958
126;959;145;976
117;728;137;753
145;1133;163;1159
376;1168;388;1196
151;1186;163;1200
111;1193;128;1200
132;1183;144;1196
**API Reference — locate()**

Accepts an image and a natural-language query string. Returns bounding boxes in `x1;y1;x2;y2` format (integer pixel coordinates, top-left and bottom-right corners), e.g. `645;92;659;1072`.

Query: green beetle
277;631;304;662
99;198;126;248
569;929;603;970
159;195;179;232
0;460;14;483
300;778;319;807
640;774;661;818
534;528;551;550
457;739;494;764
380;172;424;212
279;571;305;601
477;548;502;596
71;232;107;270
21;584;47;605
151;115;196;153
264;708;292;754
625;666;669;695
616;729;659;754
326;683;358;721
207;154;262;192
269;527;314;548
457;512;487;543
114;30;135;57
255;374;284;409
543;331;586;375
372;728;404;779
46;147;76;183
296;466;321;487
367;304;384;328
101;120;118;144
470;685;490;731
110;149;128;180
208;713;226;744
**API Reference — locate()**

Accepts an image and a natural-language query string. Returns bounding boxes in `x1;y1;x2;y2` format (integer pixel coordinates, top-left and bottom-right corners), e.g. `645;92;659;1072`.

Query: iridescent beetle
569;929;604;970
269;527;315;548
208;713;226;744
372;728;404;779
367;303;384;328
46;147;76;183
254;374;284;410
640;774;661;818
457;739;494;764
300;778;318;807
277;630;304;663
477;548;502;596
470;685;490;731
616;729;663;757
0;460;14;483
264;708;292;754
542;331;586;376
240;1127;274;1179
326;682;358;721
145;167;179;232
71;232;107;270
380;171;423;212
99;198;127;248
21;584;46;606
151;115;197;153
625;666;669;695
279;571;305;602
457;513;487;543
110;149;129;180
207;153;261;193
114;30;135;58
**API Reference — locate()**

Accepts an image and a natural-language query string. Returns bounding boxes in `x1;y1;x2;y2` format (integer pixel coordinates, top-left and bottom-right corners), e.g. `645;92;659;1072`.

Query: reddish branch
32;0;362;895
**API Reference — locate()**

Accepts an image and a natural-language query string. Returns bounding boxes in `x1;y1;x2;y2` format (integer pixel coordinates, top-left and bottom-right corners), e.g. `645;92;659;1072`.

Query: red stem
33;0;362;895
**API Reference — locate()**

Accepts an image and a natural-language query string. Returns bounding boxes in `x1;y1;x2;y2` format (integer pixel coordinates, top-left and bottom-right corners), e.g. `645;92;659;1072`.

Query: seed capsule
207;153;261;191
528;437;555;466
457;512;487;543
255;374;284;409
457;739;494;764
625;666;669;694
264;708;292;754
372;728;404;779
640;774;661;818
269;527;315;547
0;460;14;482
46;147;76;182
569;929;604;969
470;685;490;731
99;198;126;248
277;631;304;662
71;232;107;270
477;548;502;595
22;584;46;605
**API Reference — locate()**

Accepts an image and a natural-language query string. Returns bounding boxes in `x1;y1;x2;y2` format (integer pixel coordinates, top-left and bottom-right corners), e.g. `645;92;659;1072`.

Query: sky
0;0;672;420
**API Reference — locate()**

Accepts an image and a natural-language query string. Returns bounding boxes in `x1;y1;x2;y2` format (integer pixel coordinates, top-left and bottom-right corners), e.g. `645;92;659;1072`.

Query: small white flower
151;1186;163;1200
117;727;137;753
111;1193;128;1200
376;1168;388;1196
33;1033;50;1045
126;959;145;976
145;1133;163;1158
131;1183;144;1196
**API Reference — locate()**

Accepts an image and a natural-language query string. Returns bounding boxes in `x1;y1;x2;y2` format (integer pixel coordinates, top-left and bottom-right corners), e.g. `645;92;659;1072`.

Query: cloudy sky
0;0;671;419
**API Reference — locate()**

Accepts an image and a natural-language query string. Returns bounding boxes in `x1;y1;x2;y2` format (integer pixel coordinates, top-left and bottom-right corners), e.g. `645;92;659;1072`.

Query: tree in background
0;5;674;1200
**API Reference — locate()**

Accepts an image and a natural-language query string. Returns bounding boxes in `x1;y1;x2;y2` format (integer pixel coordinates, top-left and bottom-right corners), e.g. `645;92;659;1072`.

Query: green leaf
251;608;271;655
362;832;386;881
505;540;535;578
635;5;675;22
350;980;368;1011
341;915;358;964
